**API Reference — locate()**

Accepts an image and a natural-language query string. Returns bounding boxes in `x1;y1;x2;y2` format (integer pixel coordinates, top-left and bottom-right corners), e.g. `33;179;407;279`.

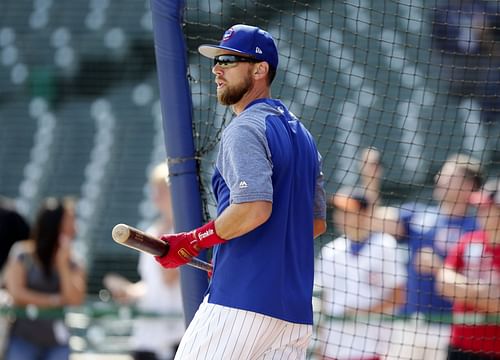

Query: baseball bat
111;223;212;273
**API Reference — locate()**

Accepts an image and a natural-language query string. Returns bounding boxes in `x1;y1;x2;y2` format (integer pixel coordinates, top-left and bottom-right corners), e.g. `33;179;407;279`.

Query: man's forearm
367;286;405;315
214;201;272;240
436;268;500;313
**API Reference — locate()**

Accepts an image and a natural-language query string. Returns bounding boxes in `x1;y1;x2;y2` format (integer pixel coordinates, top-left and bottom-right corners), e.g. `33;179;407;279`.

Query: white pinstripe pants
174;297;312;360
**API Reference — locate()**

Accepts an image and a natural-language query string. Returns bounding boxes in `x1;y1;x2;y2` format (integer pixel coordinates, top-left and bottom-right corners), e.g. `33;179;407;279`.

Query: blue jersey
399;203;478;317
208;98;326;325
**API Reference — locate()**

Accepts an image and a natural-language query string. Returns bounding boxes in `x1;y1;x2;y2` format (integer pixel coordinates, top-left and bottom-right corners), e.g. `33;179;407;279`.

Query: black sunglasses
213;55;261;68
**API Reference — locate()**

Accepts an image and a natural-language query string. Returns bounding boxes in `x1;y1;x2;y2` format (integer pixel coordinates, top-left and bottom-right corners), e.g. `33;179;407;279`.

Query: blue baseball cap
198;24;279;70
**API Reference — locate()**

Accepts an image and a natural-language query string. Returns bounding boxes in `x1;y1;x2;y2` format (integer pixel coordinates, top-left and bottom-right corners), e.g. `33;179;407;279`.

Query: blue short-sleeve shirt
209;98;326;324
398;203;478;317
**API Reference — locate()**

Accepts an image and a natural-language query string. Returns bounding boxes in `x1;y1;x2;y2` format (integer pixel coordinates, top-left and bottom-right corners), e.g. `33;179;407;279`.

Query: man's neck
232;86;271;115
348;228;370;242
439;201;469;217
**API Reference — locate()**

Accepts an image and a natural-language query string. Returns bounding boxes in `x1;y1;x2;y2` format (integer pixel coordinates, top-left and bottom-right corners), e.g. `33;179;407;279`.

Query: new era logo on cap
198;24;279;70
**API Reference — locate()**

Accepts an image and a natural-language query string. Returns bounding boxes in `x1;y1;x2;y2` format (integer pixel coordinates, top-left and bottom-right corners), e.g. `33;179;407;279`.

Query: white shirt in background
314;233;407;359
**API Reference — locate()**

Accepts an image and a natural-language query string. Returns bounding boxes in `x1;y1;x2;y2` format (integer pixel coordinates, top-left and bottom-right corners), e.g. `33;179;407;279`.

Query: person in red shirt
434;178;500;359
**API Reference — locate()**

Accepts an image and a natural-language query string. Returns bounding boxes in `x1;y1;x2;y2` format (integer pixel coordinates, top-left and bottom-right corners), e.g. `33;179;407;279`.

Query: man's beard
218;72;253;106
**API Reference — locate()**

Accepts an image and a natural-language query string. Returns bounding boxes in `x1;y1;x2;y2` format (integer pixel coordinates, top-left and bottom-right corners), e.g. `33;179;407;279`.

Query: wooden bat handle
112;224;168;256
111;224;213;273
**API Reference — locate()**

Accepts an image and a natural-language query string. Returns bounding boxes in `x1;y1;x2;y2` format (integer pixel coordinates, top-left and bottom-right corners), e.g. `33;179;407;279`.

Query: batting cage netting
182;1;500;359
1;0;500;358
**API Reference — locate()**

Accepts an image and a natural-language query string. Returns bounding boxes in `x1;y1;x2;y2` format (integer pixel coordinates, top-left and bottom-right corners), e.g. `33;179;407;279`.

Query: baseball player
314;186;406;360
154;24;327;360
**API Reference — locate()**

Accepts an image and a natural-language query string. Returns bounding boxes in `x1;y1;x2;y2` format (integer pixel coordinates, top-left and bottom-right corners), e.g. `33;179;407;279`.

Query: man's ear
253;62;269;81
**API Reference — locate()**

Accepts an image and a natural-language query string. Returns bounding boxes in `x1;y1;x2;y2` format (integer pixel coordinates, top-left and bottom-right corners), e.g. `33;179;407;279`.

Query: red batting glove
155;231;199;268
155;221;226;269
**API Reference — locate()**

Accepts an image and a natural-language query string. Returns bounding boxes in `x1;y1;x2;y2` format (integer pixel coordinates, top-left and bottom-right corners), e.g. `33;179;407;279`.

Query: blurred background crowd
1;0;500;359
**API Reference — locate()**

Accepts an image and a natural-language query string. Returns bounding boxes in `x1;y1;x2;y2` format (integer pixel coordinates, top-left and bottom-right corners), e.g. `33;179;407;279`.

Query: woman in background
104;162;185;360
4;197;87;360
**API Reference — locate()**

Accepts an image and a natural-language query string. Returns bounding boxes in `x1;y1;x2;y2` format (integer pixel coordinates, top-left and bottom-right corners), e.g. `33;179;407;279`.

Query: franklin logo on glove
198;228;214;240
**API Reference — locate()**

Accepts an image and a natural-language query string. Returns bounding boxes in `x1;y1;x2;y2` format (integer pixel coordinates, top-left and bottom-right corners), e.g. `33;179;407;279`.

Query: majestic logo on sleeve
239;180;248;189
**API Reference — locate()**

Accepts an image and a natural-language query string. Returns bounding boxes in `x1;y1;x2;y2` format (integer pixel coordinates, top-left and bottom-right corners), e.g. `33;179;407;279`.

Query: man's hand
155;221;226;269
415;246;443;275
155;231;200;268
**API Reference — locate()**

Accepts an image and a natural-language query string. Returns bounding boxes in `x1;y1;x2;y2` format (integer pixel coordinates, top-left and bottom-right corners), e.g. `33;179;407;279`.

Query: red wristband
194;220;226;249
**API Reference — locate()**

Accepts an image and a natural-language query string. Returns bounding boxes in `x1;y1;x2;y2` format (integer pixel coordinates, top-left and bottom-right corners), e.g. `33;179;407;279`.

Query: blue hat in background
198;24;279;70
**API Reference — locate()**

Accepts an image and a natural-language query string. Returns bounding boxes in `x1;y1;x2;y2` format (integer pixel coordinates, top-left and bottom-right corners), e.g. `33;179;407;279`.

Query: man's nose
212;64;223;75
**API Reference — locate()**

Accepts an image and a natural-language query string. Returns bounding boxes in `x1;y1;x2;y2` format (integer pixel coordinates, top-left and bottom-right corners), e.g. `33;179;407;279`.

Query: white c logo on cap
222;28;234;41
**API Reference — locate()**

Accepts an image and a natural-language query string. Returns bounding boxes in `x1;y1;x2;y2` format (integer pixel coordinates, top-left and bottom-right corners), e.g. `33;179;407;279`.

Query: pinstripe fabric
174;298;312;360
